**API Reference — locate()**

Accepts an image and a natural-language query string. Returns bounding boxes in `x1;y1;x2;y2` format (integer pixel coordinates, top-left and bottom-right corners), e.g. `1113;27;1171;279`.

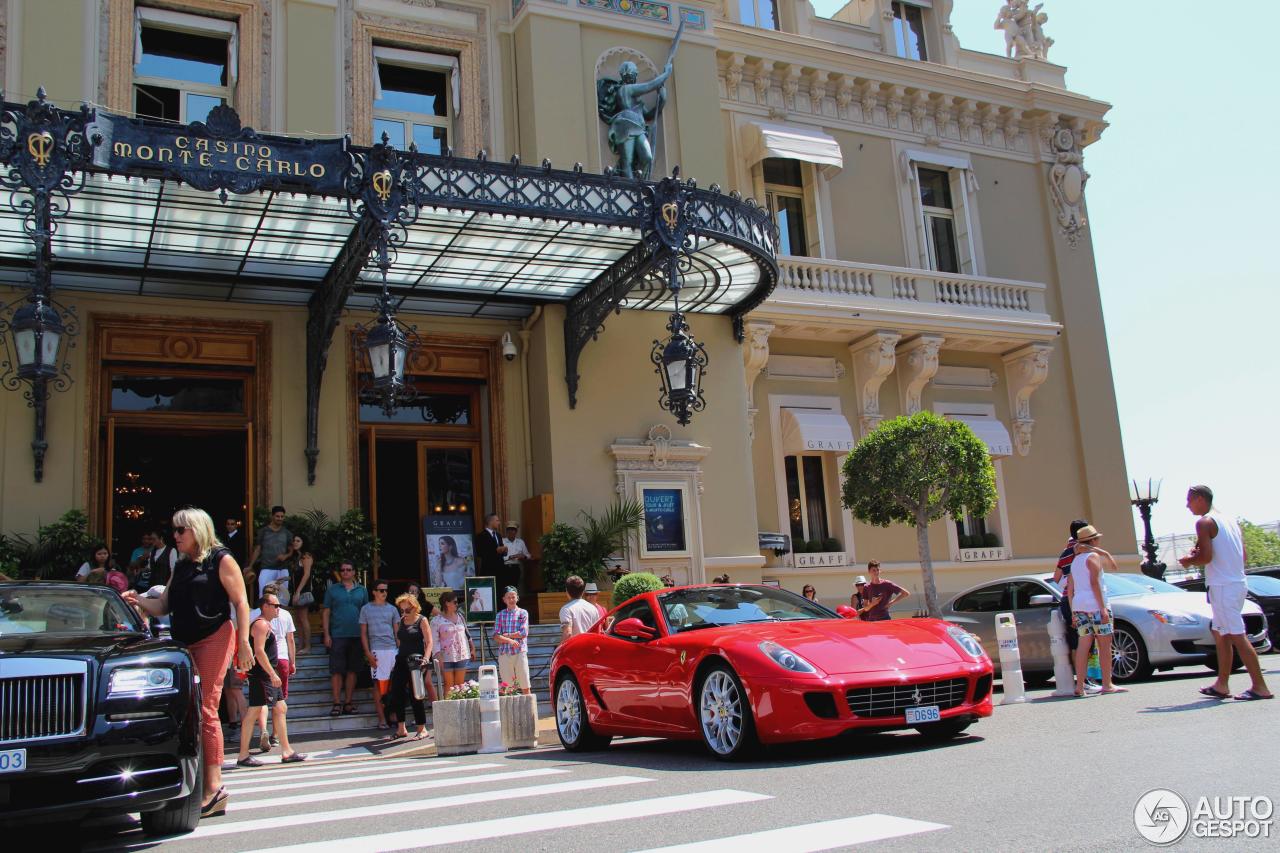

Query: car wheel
915;718;971;741
140;749;202;836
1110;623;1152;682
554;671;610;751
697;662;757;760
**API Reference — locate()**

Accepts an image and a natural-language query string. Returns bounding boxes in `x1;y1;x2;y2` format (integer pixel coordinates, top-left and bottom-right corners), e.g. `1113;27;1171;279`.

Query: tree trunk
915;509;941;619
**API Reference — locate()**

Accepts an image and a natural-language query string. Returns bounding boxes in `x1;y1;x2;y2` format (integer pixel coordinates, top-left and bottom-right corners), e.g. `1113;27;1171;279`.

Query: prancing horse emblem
912;686;923;706
371;169;393;203
679;650;687;665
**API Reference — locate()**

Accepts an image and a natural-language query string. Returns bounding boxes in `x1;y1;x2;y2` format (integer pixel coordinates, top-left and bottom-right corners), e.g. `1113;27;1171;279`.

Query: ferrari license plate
0;748;26;774
905;705;940;724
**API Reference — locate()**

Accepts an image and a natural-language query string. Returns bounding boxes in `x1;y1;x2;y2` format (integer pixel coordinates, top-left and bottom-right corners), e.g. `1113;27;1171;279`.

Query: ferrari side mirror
613;617;657;640
835;605;858;620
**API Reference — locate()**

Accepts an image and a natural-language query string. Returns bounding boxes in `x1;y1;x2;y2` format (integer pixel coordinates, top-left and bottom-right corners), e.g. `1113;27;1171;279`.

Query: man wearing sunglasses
236;591;306;766
323;561;369;716
360;582;399;729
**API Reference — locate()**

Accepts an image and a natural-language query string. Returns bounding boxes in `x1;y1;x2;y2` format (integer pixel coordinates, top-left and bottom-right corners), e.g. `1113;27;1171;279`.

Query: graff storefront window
134;14;234;123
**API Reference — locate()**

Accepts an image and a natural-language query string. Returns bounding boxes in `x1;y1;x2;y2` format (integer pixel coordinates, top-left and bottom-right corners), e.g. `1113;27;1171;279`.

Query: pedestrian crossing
91;752;950;852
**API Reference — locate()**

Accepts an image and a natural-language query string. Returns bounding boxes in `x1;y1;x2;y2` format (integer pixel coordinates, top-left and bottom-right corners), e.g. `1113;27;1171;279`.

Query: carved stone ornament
898;335;944;415
1002;343;1052;456
1049;125;1090;247
646;424;673;468
995;0;1054;61
742;321;773;442
850;331;901;436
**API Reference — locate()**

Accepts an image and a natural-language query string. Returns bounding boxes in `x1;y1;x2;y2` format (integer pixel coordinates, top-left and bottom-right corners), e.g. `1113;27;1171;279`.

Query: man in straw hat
1065;525;1128;695
1178;485;1272;700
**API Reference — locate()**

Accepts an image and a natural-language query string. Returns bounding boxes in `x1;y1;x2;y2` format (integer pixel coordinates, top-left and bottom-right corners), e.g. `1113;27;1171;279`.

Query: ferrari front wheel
697;662;757;760
554;671;610;751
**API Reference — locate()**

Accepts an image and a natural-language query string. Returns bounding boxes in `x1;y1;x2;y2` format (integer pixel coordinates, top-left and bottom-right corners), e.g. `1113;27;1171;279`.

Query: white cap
854;576;868;586
584;583;599;594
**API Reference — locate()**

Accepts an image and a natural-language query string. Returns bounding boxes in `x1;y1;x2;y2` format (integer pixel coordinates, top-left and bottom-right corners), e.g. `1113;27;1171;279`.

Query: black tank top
396;616;427;659
168;547;231;645
250;617;279;681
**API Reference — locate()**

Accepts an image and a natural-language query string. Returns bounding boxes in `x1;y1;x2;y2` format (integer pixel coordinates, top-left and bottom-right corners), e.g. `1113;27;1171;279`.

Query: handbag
294;591;315;607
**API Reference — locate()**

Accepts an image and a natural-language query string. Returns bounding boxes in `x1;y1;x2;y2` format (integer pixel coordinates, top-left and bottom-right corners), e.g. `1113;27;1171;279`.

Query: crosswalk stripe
632;813;950;852
185;775;653;840
220;745;372;768
226;763;497;796
222;759;433;786
243;789;773;853
232;767;569;811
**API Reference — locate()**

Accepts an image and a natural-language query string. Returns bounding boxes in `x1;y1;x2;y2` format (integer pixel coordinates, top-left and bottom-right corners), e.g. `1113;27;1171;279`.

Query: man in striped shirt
493;587;531;695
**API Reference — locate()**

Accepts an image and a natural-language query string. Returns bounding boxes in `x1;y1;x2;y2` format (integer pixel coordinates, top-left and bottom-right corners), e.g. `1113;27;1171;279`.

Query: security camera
501;331;518;362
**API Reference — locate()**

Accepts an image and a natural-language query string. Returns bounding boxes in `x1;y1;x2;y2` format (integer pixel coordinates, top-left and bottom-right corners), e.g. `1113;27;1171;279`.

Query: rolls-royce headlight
946;626;986;659
109;667;175;696
758;640;818;673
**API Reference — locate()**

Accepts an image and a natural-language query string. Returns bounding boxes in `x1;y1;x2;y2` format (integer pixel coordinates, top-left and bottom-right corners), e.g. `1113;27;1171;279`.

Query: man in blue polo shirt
322;561;369;716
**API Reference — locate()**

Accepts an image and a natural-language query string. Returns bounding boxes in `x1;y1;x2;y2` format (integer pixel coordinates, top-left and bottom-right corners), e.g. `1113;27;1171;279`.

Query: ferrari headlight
758;640;817;673
946;626;986;659
1148;610;1198;626
109;667;175;696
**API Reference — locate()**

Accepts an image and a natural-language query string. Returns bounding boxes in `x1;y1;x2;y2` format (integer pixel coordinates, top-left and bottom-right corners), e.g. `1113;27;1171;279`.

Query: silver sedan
940;573;1270;683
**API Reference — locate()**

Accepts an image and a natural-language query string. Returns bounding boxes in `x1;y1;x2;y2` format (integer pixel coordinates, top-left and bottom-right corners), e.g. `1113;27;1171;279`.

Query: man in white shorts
1179;485;1272;701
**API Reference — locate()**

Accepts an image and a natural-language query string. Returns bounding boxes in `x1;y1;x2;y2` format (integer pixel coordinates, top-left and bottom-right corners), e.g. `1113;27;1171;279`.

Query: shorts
276;658;291;698
441;659;469;672
328;636;363;675
1208;583;1248;635
1074;610;1114;637
370;648;396;681
248;675;283;708
498;652;531;692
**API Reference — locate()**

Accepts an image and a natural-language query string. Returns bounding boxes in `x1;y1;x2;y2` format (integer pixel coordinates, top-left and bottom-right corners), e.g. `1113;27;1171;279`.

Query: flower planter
433;698;481;755
501;693;538;750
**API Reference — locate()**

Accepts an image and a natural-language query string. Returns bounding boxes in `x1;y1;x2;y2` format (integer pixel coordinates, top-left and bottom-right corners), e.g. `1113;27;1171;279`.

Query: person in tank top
1065;525;1128;696
236;590;307;766
1178;485;1272;701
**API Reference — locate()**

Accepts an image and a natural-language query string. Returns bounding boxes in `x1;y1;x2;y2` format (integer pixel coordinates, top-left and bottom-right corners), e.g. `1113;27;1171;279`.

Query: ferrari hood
744;619;967;675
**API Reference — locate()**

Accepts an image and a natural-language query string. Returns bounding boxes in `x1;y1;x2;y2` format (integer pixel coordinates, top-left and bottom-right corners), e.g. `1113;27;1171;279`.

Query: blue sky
809;1;1279;540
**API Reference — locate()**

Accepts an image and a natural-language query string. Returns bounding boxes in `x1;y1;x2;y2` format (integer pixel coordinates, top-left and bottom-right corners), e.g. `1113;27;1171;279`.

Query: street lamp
11;295;67;381
1130;477;1166;580
651;308;707;427
362;293;412;417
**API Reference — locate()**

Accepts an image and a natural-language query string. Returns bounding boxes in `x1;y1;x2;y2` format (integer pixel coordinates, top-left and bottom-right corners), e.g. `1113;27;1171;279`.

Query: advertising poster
424;515;475;589
464;576;497;624
638;482;690;558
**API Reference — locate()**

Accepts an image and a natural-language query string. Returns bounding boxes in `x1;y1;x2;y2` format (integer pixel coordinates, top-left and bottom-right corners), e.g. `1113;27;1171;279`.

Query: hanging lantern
651;311;707;426
363;296;412;416
10;296;66;381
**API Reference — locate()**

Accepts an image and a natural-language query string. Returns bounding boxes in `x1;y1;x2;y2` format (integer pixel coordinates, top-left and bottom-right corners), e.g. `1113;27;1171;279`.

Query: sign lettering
795;552;846;568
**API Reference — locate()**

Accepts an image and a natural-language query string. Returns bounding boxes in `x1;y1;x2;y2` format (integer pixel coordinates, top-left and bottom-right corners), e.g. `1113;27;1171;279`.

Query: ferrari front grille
845;677;969;719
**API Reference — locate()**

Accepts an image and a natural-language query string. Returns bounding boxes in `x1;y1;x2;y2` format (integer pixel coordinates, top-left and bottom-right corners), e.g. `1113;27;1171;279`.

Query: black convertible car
0;582;202;835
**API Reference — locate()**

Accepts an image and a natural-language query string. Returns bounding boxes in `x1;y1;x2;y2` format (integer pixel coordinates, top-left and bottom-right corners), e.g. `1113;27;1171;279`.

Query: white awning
781;409;856;454
741;122;843;175
951;415;1014;457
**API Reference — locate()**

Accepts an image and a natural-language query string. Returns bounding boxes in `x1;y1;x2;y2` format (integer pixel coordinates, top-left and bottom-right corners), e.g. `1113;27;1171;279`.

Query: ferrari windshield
0;584;143;636
658;585;834;633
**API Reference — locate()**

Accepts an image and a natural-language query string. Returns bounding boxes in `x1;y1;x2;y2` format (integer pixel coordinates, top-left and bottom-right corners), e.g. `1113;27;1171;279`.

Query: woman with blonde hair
387;593;434;740
125;507;252;819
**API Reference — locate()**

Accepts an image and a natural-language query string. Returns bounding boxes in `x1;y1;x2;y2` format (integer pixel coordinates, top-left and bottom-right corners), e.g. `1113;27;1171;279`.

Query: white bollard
1048;609;1076;697
995;612;1027;704
477;664;504;753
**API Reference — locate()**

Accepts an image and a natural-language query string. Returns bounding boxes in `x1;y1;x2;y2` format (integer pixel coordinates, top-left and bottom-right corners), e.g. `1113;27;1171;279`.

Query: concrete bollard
1048;609;1076;697
477;664;504;753
995;612;1027;704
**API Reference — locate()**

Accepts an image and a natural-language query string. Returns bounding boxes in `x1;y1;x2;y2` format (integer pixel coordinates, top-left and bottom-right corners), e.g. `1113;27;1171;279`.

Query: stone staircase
231;623;560;735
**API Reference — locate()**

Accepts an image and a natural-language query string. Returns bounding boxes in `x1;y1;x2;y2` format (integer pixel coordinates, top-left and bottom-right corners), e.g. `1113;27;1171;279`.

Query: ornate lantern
10;295;67;381
651;309;707;426
364;296;411;415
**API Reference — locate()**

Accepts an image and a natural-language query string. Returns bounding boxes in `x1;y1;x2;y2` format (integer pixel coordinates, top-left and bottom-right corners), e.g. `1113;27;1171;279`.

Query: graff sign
90;108;349;195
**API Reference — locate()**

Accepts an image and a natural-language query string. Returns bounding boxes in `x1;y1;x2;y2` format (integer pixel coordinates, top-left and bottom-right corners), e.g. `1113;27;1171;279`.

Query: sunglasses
173;526;188;535
262;601;280;608
341;567;355;572
375;588;388;594
399;607;413;613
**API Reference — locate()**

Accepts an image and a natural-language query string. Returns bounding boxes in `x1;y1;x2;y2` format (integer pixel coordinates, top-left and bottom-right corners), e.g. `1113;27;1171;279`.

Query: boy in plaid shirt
493;586;531;694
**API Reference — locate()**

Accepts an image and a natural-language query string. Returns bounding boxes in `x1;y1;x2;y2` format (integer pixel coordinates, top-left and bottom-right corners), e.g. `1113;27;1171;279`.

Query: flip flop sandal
342;703;357;715
1234;689;1275;701
281;752;308;763
329;703;342;717
1199;686;1231;699
236;756;264;768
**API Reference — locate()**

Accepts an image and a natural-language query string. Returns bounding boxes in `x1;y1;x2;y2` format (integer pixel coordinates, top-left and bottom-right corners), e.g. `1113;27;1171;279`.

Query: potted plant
499;680;538;749
536;499;643;619
433;679;481;755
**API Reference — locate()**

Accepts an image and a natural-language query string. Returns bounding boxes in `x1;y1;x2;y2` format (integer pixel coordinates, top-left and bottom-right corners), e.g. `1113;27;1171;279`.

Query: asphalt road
28;663;1280;852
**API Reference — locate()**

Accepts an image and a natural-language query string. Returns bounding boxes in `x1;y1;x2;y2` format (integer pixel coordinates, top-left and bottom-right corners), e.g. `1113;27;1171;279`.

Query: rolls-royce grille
846;677;969;719
0;674;86;743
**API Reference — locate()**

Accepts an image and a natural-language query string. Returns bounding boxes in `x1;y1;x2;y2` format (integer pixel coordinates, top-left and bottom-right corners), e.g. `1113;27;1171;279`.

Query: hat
1074;525;1102;542
504;585;519;594
584;583;599;594
506;521;519;529
854;576;868;586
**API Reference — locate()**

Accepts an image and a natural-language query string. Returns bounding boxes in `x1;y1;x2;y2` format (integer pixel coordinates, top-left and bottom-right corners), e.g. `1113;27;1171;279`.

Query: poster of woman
425;516;476;588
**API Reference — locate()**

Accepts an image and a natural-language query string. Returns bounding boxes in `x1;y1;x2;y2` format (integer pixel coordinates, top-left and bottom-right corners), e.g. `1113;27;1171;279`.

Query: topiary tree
841;411;996;619
612;571;664;607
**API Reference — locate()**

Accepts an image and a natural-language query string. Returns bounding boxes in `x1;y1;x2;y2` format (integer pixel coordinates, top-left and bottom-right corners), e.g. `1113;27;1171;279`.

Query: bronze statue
597;22;684;180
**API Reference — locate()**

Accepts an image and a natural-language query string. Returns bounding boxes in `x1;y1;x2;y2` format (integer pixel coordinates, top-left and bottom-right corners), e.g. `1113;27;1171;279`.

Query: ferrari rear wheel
697;663;757;760
554;671;610;752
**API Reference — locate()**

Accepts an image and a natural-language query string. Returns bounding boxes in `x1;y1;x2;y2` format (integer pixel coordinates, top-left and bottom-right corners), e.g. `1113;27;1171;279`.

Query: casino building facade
0;0;1135;605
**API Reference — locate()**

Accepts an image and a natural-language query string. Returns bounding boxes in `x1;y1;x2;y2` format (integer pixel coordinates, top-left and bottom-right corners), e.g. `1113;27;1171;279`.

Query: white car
940;573;1270;683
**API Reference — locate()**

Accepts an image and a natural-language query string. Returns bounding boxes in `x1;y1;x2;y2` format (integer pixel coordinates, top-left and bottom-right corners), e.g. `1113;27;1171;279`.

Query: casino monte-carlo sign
91;105;349;196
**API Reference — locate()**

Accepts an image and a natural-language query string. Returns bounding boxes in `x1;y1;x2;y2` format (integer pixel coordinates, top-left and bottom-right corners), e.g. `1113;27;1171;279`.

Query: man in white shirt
1179;485;1272;701
502;522;531;590
249;582;298;750
559;575;601;641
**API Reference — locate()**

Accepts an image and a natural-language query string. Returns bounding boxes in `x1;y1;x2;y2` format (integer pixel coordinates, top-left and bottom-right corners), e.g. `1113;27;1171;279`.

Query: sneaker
1084;682;1103;693
269;735;279;747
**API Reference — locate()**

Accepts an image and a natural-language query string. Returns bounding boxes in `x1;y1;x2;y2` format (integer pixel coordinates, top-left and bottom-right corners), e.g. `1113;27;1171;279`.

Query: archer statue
597;22;684;180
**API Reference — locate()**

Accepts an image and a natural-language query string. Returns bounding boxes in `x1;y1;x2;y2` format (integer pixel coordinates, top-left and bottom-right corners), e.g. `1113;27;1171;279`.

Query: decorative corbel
909;90;929;133
752;62;772;104
808;70;830;113
1002;343;1053;455
850;331;901;436
781;65;802;108
724;53;745;92
885;85;905;128
898;335;944;415
858;81;878;124
835;76;854;116
957;99;977;142
742;320;773;442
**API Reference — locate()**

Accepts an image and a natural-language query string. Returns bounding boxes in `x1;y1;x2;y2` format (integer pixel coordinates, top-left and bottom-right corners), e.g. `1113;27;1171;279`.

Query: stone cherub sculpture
596;22;684;180
995;1;1053;61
